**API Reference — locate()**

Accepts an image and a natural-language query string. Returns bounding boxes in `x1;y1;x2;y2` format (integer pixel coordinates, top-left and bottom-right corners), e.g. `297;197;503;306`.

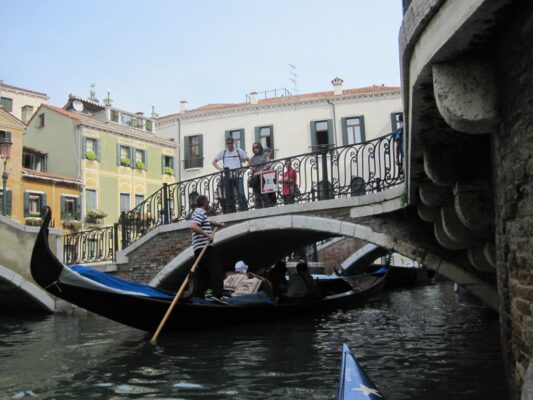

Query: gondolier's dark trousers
193;246;224;298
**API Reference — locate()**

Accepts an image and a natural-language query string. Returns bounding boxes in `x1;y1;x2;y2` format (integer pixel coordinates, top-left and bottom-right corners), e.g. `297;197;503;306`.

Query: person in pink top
282;159;297;204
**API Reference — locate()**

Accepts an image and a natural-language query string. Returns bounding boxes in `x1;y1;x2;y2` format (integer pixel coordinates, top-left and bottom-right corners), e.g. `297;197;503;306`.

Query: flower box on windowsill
85;150;97;161
120;158;131;167
135;161;145;170
164;166;174;176
25;217;43;226
62;219;81;232
86;209;107;224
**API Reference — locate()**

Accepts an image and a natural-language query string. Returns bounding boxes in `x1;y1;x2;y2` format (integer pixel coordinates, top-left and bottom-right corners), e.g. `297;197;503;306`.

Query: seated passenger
267;260;288;298
286;262;316;298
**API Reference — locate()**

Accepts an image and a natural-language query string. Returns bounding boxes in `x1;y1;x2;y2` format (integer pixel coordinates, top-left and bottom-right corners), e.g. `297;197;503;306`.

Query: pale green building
24;96;178;226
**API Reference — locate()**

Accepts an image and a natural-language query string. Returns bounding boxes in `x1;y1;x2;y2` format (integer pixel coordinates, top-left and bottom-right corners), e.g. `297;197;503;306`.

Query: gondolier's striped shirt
191;208;213;252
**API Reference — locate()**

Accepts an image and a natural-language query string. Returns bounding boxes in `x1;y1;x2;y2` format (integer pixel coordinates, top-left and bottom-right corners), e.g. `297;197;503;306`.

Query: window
310;119;333;150
135;194;145;206
162;155;175;175
121;113;132;126
83;137;100;161
0;97;13;112
184;135;203;169
86;189;97;212
24;192;46;217
21;105;34;124
133;148;147;170
145;120;153;132
341;116;366;145
0;189;12;216
22;149;47;171
117;144;132;166
391;112;404;132
61;196;80;220
120;193;131;213
225;129;245;150
111;109;119;122
0;130;11;141
38;113;45;128
255;125;275;157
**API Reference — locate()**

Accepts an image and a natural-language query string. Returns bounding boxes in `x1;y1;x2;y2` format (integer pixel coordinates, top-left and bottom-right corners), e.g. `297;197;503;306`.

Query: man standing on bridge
190;195;226;304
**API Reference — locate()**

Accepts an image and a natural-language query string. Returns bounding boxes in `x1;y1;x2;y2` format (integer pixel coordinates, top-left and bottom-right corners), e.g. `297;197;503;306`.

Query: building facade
156;79;402;181
24;96;179;227
0;80;48;124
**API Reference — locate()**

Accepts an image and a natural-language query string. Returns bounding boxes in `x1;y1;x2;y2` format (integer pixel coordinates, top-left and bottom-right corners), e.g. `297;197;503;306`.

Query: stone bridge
115;185;497;309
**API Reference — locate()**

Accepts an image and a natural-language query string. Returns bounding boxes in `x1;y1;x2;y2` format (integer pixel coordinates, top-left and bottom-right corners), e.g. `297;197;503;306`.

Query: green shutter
41;193;47;208
116;144;121;166
82;137;87;159
130;147;135;168
75;196;81;220
390;113;397;132
144;150;148;171
170;156;175;170
254;126;260;143
239;129;246;152
268;125;274;157
24;192;29;217
327;119;334;147
184;136;191;169
225;130;231;140
161;155;165;174
95;139;101;161
61;195;66;219
341;118;348;145
198;135;204;168
310;121;317;150
6;190;12;216
360;116;366;142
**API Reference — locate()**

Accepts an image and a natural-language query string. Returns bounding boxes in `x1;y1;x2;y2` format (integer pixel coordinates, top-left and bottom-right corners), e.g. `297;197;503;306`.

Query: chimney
331;77;344;95
135;112;144;116
180;100;188;113
250;92;258;105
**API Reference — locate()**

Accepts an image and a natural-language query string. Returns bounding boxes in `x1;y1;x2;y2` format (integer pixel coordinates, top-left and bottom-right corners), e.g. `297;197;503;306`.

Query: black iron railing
63;132;403;264
63;225;117;265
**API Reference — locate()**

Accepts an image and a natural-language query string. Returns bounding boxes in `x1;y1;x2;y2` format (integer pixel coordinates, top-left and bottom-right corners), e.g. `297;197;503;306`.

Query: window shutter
390;113;397;132
341;118;348;145
254;126;260;143
130;147;136;168
198;135;204;168
225;130;231;140
268;125;275;157
170;156;175;170
75;196;81;220
42;193;47;208
116;144;121;166
6;190;12;216
24;192;29;217
144;150;148;171
95;139;101;161
327;119;334;147
82;137;87;159
61;195;66;219
360;116;366;142
239;129;246;152
310;121;317;150
184;136;191;169
161;155;165;174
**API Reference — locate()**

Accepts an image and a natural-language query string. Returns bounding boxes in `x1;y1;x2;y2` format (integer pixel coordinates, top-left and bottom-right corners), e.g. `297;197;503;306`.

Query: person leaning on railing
282;159;298;204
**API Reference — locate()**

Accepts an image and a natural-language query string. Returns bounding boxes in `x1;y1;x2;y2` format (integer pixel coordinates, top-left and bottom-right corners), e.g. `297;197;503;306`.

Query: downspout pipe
327;100;338;146
177;118;182;181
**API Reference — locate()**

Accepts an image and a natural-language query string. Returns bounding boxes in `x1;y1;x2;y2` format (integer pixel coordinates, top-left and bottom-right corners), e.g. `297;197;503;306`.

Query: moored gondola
338;344;383;399
31;208;387;333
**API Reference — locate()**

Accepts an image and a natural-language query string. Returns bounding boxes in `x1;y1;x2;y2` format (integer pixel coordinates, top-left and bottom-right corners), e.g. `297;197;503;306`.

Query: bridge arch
0;264;55;313
150;215;497;309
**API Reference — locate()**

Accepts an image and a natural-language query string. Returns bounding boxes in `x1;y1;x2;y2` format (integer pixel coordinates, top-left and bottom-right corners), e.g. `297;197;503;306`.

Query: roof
0;81;48;98
34;104;177;148
164;85;401;119
22;168;82;186
0;107;26;129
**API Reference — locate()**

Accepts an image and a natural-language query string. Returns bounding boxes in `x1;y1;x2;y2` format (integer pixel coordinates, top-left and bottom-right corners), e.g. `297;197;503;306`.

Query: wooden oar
150;227;218;344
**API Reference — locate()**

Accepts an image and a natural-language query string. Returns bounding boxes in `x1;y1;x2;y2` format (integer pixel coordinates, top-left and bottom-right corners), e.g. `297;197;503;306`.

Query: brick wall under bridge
115;185;498;310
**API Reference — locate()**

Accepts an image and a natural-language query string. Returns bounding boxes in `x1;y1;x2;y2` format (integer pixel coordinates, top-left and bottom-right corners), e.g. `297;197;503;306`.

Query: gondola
31;208;387;332
338;344;383;399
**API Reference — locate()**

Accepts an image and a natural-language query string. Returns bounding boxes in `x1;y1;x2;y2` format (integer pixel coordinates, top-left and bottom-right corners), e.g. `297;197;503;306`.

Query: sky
1;0;404;116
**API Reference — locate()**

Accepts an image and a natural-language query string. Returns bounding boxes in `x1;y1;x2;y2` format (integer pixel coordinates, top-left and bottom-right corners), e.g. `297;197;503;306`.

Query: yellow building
0;107;82;231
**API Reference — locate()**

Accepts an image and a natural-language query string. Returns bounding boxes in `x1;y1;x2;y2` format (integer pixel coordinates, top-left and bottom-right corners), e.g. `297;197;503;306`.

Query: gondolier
190;195;226;304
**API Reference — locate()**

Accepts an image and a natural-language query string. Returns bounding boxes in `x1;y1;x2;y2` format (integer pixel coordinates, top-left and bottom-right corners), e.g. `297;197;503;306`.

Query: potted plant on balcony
165;166;174;175
62;219;81;232
121;157;131;167
85;150;97;161
135;160;145;170
86;209;107;224
25;211;43;226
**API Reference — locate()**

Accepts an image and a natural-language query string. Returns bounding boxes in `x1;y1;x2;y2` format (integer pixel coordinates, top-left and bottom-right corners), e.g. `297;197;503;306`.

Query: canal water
0;281;508;399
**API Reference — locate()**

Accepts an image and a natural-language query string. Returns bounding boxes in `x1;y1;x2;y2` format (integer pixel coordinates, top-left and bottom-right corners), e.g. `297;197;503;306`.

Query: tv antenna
289;64;298;95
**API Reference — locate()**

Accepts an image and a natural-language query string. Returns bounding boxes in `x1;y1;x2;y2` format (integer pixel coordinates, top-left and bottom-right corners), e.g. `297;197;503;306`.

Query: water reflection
0;281;507;399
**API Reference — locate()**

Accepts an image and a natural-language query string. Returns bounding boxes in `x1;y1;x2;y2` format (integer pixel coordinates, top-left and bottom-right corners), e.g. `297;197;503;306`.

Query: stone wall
317;237;366;273
495;3;533;398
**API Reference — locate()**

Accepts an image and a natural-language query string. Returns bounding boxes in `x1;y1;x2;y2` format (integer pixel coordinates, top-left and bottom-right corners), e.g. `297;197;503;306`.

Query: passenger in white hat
235;260;248;273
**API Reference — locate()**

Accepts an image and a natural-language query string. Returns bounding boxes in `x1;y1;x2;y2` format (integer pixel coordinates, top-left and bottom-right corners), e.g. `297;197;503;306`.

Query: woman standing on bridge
282;159;297;204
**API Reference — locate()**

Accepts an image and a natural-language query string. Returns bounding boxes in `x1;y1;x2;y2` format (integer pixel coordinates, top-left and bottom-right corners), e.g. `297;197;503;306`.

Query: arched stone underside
151;214;497;310
0;264;55;313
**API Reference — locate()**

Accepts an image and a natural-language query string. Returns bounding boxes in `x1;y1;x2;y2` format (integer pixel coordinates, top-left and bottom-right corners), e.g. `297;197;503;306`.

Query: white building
0;80;49;124
156;78;402;180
